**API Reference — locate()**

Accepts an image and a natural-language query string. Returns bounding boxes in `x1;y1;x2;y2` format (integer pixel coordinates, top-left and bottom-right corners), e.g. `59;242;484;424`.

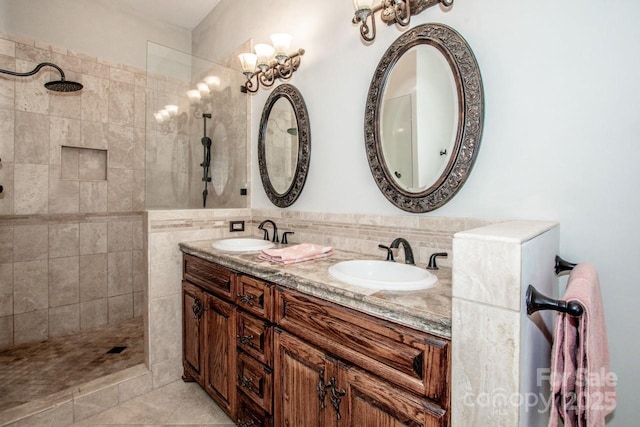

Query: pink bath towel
549;263;616;427
259;243;333;265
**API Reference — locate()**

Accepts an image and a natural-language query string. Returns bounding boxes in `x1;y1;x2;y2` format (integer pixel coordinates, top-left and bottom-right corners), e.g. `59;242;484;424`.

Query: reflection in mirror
381;45;458;192
265;98;300;194
211;122;229;196
365;23;484;213
258;84;311;207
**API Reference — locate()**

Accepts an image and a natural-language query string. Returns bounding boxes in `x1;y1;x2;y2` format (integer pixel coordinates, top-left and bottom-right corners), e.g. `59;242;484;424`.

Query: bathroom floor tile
0;317;143;413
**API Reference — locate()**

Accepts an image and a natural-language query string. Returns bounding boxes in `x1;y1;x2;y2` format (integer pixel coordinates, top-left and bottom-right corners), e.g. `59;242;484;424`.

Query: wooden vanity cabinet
182;255;450;426
182;254;237;420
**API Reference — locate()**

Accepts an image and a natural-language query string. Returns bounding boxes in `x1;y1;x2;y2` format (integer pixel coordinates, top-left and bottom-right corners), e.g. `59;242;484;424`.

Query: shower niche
145;42;248;210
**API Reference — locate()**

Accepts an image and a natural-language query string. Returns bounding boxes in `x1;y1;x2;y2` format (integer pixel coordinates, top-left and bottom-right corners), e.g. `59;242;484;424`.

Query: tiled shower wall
0;32;147;350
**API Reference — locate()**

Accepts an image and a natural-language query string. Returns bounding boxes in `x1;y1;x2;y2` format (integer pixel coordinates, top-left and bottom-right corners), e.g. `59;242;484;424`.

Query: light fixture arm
241;49;305;94
353;0;453;42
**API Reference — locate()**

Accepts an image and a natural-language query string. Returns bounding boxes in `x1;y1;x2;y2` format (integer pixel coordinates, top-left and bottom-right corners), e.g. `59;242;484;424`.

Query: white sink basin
328;260;437;291
212;238;275;252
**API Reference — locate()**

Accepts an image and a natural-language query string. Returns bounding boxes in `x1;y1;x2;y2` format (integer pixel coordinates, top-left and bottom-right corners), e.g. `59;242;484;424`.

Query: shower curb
0;363;151;426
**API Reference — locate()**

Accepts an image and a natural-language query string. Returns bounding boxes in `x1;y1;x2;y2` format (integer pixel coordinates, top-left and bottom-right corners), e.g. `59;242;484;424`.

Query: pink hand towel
549;263;616;427
259;243;333;265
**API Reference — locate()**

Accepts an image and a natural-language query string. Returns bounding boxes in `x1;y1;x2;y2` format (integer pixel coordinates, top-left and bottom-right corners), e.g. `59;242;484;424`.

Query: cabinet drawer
237;393;273;427
183;254;235;300
236;275;274;321
237;351;273;413
237;311;273;367
276;288;450;407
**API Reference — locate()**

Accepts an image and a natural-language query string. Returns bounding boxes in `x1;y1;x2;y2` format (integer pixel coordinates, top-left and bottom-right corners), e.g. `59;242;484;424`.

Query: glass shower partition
145;42;248;209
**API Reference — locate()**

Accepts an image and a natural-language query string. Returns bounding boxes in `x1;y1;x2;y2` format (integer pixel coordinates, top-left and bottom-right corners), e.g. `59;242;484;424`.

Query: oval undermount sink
212;238;275;252
328;260;437;291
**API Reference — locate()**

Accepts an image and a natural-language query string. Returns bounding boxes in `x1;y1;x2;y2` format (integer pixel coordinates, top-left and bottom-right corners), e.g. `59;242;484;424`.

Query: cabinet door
182;281;204;384
337;365;448;427
274;331;336;427
204;293;237;420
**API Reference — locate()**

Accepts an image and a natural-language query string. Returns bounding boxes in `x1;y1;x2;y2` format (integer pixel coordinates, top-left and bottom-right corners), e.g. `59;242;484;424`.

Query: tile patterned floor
72;380;234;426
0;317;144;413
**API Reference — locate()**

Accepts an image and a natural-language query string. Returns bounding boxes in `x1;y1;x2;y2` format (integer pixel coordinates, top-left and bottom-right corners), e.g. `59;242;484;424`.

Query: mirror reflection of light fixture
153;104;179;134
187;75;222;118
238;33;305;93
352;0;453;42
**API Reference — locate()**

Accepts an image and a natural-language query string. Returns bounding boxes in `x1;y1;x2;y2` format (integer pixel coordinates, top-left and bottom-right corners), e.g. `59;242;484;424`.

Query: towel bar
526;284;584;317
555;255;576;275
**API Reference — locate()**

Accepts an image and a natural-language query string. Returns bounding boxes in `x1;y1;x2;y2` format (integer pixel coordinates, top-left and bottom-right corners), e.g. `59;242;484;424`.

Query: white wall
194;0;640;424
0;0;191;69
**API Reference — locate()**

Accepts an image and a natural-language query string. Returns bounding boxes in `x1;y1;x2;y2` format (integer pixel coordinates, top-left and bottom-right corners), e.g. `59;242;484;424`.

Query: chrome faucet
258;219;278;243
389;238;415;265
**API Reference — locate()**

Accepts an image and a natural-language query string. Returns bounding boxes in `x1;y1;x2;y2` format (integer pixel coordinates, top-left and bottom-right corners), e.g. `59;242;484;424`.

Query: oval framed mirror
258;84;311;207
365;23;484;212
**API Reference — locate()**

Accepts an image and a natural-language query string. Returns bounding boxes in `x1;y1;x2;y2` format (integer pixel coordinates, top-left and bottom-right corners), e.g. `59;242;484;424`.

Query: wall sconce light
238;33;305;93
353;0;453;42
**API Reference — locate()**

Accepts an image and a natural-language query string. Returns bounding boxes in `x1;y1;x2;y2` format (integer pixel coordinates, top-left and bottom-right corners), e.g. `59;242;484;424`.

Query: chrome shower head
0;62;83;93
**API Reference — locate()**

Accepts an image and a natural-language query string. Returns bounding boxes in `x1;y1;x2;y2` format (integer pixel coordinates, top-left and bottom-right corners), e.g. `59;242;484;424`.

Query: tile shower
0;32;147;350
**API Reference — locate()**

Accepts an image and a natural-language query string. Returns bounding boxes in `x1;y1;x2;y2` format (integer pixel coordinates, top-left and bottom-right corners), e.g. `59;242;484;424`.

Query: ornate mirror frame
258;84;311;208
365;23;484;213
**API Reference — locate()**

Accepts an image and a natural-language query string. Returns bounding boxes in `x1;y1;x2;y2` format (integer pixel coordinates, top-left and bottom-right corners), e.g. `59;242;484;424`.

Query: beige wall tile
11;400;74;426
15;110;50;164
13;224;48;262
14;259;48;313
117;371;152;403
134;86;146;130
108;124;134;169
82;60;109;79
79;253;108;302
0;108;14;162
15;61;49;114
132;169;145;212
148;293;181;366
0;226;13;263
107;168;133;212
0;37;15;57
79;222;107;254
108;251;132;297
15;43;51;62
133;291;143;318
0;161;14;215
49;164;80;214
0;315;13;348
48;256;79;307
81;74;109;123
49;116;82;166
14;163;49;214
14;308;48;345
108;293;133;323
49;90;82;119
48;303;80;337
80;298;108;330
107;220;133;252
132;250;145;292
78;147;107;180
109;81;135;126
49;223;79;258
0;55;16;110
80;181;108;213
0;263;12;317
81;121;109;150
60;147;79;180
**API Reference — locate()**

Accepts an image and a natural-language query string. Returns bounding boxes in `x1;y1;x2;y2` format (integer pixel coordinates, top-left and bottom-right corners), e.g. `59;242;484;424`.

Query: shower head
0;62;83;92
44;79;84;92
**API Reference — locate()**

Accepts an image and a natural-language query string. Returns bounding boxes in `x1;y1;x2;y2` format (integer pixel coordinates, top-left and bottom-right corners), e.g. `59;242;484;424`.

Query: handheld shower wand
0;62;83;92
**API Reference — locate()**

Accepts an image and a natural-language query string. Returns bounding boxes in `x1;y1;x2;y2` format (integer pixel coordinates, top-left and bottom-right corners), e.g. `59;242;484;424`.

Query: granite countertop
179;239;452;339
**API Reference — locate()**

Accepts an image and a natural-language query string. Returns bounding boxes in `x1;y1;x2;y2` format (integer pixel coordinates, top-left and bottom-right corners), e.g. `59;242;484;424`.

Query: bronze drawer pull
317;368;327;409
238;375;253;390
237;293;255;306
327;376;346;420
236;334;255;347
237;420;255;427
192;297;205;321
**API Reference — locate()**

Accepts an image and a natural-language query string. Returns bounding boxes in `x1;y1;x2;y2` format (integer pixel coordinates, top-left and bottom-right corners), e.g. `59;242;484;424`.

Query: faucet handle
427;252;448;270
378;244;395;261
282;231;295;244
261;228;269;241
